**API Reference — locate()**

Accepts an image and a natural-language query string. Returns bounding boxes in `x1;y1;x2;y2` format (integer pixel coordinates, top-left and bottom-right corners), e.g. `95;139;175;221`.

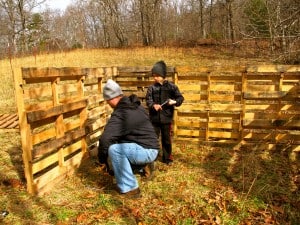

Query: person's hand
153;104;162;111
168;99;177;105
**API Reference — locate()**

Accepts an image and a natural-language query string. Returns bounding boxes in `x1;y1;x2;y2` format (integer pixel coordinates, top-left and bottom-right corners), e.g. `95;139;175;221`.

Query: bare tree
100;0;129;47
0;0;46;54
134;0;163;46
226;0;234;42
0;0;298;63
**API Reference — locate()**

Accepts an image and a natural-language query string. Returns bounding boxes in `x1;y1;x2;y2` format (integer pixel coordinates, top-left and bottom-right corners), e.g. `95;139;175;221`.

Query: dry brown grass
0;47;261;113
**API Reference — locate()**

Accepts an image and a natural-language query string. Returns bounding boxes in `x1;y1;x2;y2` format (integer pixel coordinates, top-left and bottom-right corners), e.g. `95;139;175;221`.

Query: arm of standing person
172;84;184;107
146;85;162;111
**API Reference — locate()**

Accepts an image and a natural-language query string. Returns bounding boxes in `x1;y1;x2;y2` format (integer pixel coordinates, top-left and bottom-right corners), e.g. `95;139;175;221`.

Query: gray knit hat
151;60;167;78
103;79;123;100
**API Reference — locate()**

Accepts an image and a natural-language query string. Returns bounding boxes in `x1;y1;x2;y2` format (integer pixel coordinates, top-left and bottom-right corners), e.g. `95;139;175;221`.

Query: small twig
241;174;258;208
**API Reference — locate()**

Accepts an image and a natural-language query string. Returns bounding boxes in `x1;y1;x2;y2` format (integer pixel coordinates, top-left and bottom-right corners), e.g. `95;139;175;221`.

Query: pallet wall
176;65;300;152
14;67;109;194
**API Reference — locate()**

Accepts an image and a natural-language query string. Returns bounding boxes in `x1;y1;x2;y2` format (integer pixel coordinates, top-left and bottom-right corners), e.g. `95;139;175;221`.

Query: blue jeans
108;143;158;193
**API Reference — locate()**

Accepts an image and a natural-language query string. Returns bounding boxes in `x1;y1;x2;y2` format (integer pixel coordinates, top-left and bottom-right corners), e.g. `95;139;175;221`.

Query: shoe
165;159;173;165
121;188;141;199
142;162;155;181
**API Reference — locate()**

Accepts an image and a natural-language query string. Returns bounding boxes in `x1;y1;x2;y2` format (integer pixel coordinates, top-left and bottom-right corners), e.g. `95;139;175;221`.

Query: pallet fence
175;65;299;153
14;65;299;194
14;67;115;194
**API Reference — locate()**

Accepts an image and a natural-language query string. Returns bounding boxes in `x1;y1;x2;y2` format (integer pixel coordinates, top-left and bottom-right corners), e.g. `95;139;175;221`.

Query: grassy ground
0;131;299;225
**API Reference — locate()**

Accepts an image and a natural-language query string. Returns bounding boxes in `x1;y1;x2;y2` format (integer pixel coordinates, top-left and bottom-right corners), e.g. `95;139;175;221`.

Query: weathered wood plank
32;127;56;145
114;80;154;86
32;128;86;159
179;103;243;112
243;119;300;129
22;67;91;79
117;66;176;74
27;99;88;123
247;65;300;73
0;114;19;128
244;91;298;99
85;117;106;133
23;86;52;99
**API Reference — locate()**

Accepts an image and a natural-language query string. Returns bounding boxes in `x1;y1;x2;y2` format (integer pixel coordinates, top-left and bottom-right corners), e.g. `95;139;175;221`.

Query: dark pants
153;123;173;162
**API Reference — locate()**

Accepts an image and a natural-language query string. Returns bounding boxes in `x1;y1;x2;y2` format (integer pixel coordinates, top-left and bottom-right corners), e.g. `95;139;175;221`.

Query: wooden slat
27;99;88;123
0;114;17;126
0;114;19;128
85;117;106;133
88;106;106;118
22;67;88;79
87;129;103;145
32;127;56;145
244;91;297;99
63;140;82;157
0;114;10;120
117;66;176;74
64;120;81;133
179;103;242;112
243;119;300;129
33;128;86;159
247;65;300;73
176;129;206;137
245;104;299;111
115;80;154;86
244;112;298;120
33;150;83;194
25;101;54;111
23;86;52;99
177;120;207;128
208;131;240;139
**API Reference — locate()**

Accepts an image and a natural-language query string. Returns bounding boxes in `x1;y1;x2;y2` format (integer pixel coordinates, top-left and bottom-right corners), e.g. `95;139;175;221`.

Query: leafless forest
0;0;299;63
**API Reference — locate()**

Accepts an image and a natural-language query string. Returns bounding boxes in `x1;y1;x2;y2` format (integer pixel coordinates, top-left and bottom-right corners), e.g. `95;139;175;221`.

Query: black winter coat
98;94;159;159
146;80;184;124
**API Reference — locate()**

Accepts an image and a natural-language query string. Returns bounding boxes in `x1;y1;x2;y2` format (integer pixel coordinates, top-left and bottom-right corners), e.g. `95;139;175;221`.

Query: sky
44;0;72;11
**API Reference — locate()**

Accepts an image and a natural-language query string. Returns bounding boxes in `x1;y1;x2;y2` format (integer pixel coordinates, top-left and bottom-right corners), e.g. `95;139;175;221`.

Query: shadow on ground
175;142;300;224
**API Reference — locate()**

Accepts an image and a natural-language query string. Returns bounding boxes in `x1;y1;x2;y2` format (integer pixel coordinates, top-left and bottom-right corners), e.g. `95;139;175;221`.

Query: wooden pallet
0;113;19;129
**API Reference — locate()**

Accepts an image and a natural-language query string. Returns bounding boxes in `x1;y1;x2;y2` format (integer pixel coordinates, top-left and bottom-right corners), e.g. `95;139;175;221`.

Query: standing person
98;79;159;199
145;61;184;165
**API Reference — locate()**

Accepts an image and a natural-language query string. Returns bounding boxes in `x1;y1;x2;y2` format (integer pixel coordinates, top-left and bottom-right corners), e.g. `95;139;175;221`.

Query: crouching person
98;79;159;198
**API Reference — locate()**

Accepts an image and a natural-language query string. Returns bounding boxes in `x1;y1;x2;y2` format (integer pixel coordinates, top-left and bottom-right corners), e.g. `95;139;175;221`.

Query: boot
142;162;155;181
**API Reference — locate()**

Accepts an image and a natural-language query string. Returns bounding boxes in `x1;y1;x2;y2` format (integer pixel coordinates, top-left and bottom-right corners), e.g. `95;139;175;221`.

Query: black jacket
146;80;184;124
98;94;159;161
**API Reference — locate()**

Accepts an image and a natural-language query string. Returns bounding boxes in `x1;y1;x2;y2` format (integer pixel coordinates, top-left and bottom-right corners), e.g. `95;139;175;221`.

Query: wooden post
240;71;247;144
14;68;34;193
206;73;211;141
78;75;87;155
52;77;65;168
173;71;178;139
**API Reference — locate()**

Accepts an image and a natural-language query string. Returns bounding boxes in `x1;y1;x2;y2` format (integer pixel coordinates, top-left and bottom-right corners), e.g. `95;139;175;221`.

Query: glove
168;99;177;105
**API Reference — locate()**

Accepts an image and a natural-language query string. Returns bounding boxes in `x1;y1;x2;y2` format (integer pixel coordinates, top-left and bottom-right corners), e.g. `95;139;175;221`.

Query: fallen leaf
76;213;88;223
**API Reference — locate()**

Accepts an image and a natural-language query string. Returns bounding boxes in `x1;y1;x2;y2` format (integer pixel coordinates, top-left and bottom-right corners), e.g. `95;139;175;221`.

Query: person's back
100;94;159;151
98;79;159;198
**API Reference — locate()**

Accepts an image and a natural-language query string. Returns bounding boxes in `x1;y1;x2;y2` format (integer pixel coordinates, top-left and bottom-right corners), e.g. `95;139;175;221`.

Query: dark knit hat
151;60;167;78
103;79;123;100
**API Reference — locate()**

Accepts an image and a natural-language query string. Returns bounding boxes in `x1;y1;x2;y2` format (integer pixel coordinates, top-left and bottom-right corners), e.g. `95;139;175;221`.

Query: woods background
0;0;299;64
